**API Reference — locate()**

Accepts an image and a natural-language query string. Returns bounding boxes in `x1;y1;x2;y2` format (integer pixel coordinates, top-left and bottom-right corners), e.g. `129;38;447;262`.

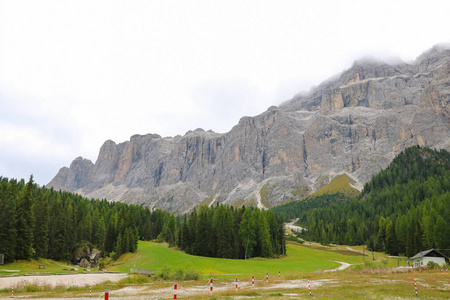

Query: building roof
410;249;448;260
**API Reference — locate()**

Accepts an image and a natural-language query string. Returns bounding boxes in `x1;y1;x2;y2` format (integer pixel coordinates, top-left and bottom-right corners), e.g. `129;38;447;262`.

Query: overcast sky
1;0;450;186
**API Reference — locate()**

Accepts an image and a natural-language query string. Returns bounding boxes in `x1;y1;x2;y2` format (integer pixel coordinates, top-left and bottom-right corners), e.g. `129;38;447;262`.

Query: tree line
174;205;286;259
0;176;286;263
0;176;172;263
272;146;450;257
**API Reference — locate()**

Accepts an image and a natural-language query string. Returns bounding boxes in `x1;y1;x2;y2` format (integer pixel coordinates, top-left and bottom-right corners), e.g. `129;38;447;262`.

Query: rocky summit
48;45;450;213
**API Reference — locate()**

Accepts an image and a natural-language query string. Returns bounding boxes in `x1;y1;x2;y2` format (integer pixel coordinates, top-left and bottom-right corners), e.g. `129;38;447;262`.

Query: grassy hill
271;174;359;221
107;240;395;279
309;174;359;198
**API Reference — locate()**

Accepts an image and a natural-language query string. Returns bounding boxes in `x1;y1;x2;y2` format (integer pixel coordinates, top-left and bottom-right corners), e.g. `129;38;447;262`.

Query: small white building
410;249;448;267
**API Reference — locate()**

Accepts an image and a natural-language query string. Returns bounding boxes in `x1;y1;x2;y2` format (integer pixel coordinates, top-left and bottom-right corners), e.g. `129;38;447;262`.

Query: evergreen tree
213;205;235;258
194;206;212;256
48;196;67;260
385;219;398;255
239;207;256;259
0;181;17;262
15;176;35;260
33;191;49;258
257;211;273;258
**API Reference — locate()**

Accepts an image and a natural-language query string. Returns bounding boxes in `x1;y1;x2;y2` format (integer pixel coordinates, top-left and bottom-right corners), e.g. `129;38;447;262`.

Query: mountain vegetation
0;176;284;263
272;146;450;257
0;176;171;263
177;205;285;259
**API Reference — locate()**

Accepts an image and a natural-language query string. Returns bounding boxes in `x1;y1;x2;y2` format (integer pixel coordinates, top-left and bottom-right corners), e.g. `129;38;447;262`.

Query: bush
119;275;151;284
24;285;42;292
156;265;171;280
427;261;439;269
173;268;184;280
183;267;199;281
154;265;199;281
98;261;105;270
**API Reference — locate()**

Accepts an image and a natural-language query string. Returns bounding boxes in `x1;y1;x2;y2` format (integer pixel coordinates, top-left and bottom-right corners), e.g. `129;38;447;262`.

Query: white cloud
1;0;450;184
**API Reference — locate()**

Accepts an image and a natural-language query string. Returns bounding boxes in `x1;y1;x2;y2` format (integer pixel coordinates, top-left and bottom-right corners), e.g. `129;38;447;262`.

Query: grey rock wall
48;45;450;213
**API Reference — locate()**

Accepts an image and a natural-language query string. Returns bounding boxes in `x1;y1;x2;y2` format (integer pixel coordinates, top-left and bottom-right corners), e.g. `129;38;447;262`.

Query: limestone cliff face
49;157;94;191
48;45;450;213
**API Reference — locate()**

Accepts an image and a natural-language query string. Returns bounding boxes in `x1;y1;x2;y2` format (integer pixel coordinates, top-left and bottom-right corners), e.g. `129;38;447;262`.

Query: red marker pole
414;277;418;297
308;278;313;296
105;289;109;300
278;270;280;280
11;284;14;298
89;284;92;297
252;275;255;288
235;277;238;292
174;282;177;300
266;272;269;284
210;277;213;296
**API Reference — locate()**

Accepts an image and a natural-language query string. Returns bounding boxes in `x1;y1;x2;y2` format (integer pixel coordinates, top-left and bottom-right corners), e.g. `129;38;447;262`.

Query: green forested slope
177;205;285;259
0;176;171;263
272;146;450;257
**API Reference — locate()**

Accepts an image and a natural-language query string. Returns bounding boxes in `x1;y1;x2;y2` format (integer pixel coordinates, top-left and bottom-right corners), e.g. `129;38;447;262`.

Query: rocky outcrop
48;45;450;213
48;157;94;191
72;242;101;268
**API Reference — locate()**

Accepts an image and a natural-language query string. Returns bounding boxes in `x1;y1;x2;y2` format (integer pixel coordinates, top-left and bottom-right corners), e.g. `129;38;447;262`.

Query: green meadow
2;241;448;299
108;240;394;279
0;258;81;276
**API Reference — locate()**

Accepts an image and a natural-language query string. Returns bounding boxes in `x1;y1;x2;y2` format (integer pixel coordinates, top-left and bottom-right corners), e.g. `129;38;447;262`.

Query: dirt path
0;273;128;288
324;261;352;272
285;218;306;232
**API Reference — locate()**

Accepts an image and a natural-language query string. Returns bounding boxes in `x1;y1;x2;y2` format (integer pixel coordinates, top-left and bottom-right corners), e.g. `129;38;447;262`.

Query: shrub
427;261;439;269
156;265;171;280
183;267;200;281
153;265;199;281
24;285;41;292
119;275;151;284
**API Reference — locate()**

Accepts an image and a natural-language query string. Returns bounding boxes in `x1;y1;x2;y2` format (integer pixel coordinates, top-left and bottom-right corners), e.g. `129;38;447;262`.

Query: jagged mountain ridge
48;45;450;213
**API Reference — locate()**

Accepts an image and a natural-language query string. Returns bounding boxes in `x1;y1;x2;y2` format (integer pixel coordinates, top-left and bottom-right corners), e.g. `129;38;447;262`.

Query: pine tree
15;176;36;260
194;207;212;256
239;207;256;259
257;211;273;258
48;196;67;260
114;232;123;259
0;181;18;262
213;205;235;258
385;219;398;255
33;191;49;258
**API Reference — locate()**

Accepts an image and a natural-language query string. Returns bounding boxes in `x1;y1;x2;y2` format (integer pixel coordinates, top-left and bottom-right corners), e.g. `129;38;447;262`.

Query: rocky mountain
48;45;450;213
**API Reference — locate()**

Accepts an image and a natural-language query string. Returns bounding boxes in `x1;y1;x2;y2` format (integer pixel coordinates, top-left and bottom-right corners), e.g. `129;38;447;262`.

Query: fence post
266;272;269;284
105;289;109;300
174;282;177;299
308;278;313;296
414;277;418;297
252;275;255;288
210;277;213;296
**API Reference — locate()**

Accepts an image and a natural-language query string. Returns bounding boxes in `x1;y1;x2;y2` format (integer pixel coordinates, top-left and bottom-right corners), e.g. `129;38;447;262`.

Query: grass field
1;241;448;299
106;241;401;279
0;258;84;276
